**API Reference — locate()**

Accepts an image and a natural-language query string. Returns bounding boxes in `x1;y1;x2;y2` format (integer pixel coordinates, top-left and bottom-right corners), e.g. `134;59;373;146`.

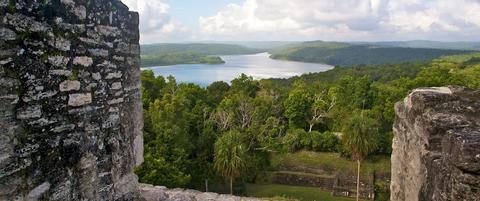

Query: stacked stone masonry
390;86;480;201
0;0;143;200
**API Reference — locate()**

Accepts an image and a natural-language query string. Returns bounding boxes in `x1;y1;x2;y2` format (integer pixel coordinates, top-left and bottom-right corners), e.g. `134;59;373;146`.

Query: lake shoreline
142;53;334;86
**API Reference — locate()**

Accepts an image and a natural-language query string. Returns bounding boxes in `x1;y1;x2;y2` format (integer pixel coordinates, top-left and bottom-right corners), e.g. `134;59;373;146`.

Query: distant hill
354;40;480;51
269;41;475;67
140;43;264;67
211;41;298;49
141;43;263;56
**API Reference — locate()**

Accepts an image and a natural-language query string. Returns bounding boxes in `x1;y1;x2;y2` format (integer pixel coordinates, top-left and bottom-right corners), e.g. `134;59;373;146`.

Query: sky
120;0;480;44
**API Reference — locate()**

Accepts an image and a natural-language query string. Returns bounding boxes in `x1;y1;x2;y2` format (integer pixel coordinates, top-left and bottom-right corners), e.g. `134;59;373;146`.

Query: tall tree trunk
309;123;313;132
230;177;233;195
356;159;361;201
205;178;208;192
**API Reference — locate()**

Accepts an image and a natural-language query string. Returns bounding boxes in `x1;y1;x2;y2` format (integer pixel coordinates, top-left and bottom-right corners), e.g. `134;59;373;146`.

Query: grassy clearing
247;184;355;201
271;151;391;176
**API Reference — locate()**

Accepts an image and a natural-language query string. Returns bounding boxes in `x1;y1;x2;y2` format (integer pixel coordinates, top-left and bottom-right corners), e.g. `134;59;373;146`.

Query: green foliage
282;128;306;152
374;181;391;201
214;130;247;182
271;151;391;177
230;74;260;97
7;0;16;13
282;130;340;153
342;113;379;160
311;131;339;152
361;40;480;51
141;52;224;67
283;80;312;128
135;153;191;187
140;70;166;108
140;43;263;67
246;184;355;201
136;75;211;188
270;41;475;66
207;81;230;105
138;52;480;195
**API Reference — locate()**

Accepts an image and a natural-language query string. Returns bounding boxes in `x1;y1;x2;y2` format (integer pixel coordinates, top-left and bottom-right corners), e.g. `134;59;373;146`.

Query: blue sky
160;0;242;28
121;0;480;44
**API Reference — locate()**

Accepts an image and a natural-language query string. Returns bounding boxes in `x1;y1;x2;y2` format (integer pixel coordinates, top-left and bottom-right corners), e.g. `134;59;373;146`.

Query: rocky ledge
140;184;262;201
390;86;480;201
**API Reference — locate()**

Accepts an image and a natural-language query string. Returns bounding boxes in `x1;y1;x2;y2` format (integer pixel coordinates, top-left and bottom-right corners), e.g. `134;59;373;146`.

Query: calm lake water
142;53;333;86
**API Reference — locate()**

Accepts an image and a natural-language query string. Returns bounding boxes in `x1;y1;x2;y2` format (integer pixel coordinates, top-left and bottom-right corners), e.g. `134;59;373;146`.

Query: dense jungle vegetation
135;53;480;198
269;41;476;66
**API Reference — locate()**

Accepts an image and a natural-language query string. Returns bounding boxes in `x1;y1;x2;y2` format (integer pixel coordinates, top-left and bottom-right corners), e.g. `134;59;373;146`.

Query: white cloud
198;0;480;41
120;0;480;42
121;0;191;43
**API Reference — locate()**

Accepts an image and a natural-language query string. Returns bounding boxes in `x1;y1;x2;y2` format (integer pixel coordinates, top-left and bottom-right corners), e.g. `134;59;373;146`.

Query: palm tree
214;130;246;195
342;113;378;201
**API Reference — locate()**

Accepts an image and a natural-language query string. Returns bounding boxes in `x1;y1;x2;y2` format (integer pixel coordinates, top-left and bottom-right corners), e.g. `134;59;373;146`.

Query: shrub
282;128;306;152
311;131;339;152
374;181;390;201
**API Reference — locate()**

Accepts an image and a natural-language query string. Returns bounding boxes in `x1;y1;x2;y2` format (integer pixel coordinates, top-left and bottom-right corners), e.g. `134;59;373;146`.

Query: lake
142;53;334;86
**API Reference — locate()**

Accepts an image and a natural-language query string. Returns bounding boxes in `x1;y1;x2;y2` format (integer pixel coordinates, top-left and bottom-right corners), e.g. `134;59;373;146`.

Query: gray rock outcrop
0;0;143;200
139;184;262;201
391;86;480;201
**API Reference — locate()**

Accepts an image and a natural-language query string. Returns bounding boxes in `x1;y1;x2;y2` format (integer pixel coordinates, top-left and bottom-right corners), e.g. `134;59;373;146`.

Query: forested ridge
140;43;263;67
355;40;480;51
269;41;476;66
141;52;225;67
135;53;480;198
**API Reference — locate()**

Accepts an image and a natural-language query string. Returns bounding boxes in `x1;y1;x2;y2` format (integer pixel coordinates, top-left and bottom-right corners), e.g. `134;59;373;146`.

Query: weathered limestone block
60;0;75;6
48;55;70;67
49;69;73;76
27;182;51;201
16;105;42;119
111;82;122;90
68;93;92;106
0;27;17;40
106;71;123;79
5;13;50;32
97;25;121;37
390;86;480;201
139;184;263;201
73;5;86;20
88;48;109;57
108;97;124;105
0;0;143;200
73;56;93;67
59;80;81;92
48;37;71;51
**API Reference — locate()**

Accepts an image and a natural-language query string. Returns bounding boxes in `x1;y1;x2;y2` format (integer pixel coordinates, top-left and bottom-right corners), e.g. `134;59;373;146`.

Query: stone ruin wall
391;86;480;201
0;0;143;200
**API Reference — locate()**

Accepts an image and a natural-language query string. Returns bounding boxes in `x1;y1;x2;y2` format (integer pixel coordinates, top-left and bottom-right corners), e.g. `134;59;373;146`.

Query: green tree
207;81;230;105
230;73;260;97
214;130;247;194
307;91;336;132
342;113;379;201
284;80;312;128
140;70;166;109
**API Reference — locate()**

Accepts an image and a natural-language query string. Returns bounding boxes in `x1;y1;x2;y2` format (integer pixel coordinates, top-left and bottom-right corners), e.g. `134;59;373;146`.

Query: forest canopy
136;53;480;192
